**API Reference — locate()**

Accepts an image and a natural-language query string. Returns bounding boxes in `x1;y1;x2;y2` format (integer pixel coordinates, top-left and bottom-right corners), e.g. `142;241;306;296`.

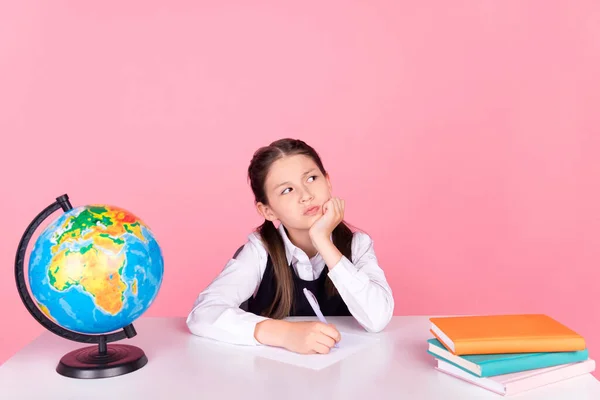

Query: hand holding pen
252;289;342;354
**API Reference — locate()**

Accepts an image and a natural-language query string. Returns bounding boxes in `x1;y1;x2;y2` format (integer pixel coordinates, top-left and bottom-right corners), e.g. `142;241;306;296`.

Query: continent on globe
48;206;146;315
48;246;127;315
51;206;147;253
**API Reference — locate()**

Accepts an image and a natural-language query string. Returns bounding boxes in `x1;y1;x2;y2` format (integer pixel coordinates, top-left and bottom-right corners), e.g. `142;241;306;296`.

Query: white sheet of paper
241;331;380;370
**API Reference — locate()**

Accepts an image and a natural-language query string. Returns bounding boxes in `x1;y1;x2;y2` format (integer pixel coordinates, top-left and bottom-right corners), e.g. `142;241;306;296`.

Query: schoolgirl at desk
187;138;394;354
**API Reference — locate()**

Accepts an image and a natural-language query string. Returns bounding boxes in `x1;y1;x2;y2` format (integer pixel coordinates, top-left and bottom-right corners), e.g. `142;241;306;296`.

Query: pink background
1;1;599;378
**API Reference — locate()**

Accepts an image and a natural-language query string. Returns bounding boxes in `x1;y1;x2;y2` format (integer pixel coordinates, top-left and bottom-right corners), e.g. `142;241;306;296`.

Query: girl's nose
299;188;314;203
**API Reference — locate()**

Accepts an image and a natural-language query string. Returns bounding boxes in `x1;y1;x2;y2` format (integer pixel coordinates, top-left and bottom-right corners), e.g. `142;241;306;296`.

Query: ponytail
258;220;294;319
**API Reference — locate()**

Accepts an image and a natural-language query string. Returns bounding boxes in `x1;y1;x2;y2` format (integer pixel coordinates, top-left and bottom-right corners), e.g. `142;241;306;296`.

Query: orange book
429;314;586;355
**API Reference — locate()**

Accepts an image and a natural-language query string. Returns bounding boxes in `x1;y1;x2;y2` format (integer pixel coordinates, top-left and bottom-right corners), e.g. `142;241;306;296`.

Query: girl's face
257;154;332;232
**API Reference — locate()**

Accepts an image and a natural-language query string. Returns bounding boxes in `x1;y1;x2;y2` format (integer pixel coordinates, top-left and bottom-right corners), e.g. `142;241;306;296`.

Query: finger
318;323;341;341
330;197;339;216
313;342;331;354
315;333;336;349
341;199;345;213
334;198;343;218
325;199;334;216
322;198;330;212
328;324;342;342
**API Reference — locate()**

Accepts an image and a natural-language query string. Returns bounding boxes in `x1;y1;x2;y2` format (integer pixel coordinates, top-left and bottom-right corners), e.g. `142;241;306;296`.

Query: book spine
455;337;586;356
481;350;589;377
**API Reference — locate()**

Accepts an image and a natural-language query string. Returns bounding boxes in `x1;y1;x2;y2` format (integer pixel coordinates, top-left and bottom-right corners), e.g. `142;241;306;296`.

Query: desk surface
1;316;599;399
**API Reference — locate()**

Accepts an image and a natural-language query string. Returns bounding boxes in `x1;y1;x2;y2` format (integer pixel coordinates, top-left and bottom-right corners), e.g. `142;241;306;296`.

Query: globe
28;204;164;334
15;194;164;379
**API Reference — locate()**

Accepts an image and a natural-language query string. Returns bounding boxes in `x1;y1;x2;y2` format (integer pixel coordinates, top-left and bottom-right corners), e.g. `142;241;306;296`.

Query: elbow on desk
362;299;395;333
364;314;392;333
185;311;220;341
185;305;213;337
185;310;201;336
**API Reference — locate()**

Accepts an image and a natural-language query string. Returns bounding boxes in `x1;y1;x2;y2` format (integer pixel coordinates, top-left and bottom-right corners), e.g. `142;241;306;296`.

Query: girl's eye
307;175;317;182
281;187;292;195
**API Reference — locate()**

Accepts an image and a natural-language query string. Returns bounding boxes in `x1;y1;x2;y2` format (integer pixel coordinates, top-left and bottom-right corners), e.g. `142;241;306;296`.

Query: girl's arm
186;237;269;345
313;231;395;332
186;235;342;353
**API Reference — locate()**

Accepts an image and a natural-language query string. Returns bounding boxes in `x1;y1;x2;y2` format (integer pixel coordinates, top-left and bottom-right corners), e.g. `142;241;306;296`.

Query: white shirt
186;224;394;345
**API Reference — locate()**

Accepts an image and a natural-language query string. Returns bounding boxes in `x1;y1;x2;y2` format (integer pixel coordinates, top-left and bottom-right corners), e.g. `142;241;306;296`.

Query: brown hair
247;138;354;319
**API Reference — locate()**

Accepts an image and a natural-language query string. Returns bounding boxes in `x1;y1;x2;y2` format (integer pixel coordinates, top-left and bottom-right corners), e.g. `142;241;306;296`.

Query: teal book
427;338;588;377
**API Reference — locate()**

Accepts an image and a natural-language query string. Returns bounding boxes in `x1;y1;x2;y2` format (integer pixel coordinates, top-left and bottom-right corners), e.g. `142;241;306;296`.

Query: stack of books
427;314;595;396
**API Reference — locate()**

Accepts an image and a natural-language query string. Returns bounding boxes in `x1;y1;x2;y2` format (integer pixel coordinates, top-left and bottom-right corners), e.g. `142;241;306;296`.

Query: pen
303;288;339;348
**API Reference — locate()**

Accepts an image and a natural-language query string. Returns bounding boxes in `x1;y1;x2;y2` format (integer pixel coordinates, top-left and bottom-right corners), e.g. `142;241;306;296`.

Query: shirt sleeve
327;231;395;332
185;236;269;346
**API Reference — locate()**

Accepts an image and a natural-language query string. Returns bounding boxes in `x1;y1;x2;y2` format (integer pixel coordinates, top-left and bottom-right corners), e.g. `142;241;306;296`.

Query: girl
186;138;394;355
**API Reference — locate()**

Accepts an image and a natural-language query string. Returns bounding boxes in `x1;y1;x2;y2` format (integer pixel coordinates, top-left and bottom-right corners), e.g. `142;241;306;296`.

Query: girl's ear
256;202;277;222
325;173;332;192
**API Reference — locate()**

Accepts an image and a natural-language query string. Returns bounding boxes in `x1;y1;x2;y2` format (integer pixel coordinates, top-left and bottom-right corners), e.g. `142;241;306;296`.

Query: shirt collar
277;223;301;265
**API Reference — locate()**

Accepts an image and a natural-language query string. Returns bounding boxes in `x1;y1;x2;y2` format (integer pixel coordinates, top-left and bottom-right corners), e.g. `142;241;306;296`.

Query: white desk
1;316;599;399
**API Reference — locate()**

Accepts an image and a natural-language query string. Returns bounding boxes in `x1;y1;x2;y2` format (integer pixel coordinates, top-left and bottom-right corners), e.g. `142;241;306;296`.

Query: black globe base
56;344;148;379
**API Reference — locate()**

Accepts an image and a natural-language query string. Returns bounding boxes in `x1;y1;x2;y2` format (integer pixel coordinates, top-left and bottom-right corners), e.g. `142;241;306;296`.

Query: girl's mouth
304;205;320;216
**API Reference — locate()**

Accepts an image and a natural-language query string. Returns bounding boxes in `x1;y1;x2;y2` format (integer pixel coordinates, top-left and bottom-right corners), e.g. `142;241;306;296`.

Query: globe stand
14;194;149;379
56;329;148;379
